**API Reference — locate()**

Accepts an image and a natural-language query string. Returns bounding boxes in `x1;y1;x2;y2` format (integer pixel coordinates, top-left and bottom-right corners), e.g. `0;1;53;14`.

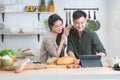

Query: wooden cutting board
26;64;67;69
46;64;67;68
1;64;67;71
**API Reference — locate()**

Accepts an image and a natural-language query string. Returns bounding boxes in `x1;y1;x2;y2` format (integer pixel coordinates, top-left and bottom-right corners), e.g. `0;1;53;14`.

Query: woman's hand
61;26;71;41
61;29;69;41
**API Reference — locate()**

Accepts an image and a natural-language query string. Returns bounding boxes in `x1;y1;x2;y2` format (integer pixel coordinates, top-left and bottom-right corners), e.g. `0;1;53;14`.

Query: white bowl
22;28;34;33
108;58;120;67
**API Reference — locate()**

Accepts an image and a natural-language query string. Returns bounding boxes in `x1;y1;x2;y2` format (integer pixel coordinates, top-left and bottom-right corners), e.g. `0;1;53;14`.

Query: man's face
73;16;87;32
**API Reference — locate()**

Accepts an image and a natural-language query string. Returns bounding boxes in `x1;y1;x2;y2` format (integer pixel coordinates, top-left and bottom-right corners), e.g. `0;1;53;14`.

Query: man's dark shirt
67;27;106;59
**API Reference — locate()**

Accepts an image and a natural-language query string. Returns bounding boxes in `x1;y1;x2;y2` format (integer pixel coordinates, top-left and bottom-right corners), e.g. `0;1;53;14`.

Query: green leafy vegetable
0;49;17;58
44;18;48;28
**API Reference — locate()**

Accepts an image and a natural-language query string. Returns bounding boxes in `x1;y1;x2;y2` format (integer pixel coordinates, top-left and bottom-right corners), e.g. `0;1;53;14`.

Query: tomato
77;65;81;69
12;57;18;62
67;65;72;69
72;64;77;68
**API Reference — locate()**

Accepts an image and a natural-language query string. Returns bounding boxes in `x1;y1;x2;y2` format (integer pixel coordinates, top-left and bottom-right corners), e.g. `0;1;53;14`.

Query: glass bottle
39;0;46;12
48;0;55;12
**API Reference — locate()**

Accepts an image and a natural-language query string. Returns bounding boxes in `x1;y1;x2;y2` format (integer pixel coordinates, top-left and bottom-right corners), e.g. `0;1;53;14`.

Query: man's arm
92;32;107;57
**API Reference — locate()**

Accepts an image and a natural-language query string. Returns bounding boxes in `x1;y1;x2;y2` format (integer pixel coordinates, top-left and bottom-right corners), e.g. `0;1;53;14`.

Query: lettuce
0;49;17;58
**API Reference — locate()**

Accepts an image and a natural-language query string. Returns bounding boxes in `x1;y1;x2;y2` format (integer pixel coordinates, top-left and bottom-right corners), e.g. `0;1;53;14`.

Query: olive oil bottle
48;0;55;12
39;0;46;12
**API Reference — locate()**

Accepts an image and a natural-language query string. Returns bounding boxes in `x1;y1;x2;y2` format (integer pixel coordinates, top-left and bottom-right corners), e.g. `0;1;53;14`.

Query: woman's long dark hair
48;14;64;57
56;29;64;57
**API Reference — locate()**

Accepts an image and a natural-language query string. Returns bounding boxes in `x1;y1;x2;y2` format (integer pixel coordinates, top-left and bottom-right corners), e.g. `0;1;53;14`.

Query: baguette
14;58;30;73
47;57;58;64
22;48;30;53
23;52;34;56
57;56;75;65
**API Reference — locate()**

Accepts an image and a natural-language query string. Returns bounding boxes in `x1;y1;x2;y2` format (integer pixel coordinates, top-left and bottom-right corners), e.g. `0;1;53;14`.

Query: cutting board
46;64;67;68
1;64;67;71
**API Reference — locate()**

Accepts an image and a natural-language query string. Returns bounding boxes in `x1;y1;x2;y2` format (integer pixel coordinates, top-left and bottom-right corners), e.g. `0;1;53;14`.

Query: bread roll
57;56;74;65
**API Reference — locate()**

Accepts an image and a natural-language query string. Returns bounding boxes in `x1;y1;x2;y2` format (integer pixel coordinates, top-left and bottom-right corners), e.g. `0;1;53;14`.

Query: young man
67;10;106;64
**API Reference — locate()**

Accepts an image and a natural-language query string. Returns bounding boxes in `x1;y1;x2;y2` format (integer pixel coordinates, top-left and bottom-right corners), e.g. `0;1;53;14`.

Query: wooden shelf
0;11;55;21
0;11;55;14
0;32;45;42
0;32;44;35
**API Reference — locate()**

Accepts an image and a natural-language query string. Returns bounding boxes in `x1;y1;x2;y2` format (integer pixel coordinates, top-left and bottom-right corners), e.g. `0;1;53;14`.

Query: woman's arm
44;38;60;57
56;28;69;54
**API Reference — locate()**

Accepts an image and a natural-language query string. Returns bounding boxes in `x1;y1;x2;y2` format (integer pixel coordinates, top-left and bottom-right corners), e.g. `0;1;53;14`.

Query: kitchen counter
0;67;120;80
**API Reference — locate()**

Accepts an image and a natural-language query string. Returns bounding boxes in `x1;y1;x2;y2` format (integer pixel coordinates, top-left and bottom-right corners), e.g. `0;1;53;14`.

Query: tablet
79;55;103;68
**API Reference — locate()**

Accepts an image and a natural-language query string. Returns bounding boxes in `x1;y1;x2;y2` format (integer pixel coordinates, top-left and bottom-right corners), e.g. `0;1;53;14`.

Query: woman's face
51;20;63;33
73;16;87;32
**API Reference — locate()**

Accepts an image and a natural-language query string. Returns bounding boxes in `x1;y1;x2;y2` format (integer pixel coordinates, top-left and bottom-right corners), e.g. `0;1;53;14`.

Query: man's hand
74;59;80;65
68;51;80;65
97;52;106;58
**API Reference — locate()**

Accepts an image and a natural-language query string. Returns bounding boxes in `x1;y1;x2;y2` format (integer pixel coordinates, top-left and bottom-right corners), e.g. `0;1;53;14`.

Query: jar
0;4;3;12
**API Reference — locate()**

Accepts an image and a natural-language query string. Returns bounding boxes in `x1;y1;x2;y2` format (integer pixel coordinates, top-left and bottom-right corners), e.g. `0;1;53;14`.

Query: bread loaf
47;57;58;64
57;56;74;65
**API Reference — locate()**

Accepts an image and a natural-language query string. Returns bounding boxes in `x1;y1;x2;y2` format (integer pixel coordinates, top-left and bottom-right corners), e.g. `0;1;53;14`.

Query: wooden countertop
0;67;120;80
0;67;120;76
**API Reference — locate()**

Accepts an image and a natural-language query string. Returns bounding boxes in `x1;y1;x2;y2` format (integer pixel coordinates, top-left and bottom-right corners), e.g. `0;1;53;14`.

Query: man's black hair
73;10;87;19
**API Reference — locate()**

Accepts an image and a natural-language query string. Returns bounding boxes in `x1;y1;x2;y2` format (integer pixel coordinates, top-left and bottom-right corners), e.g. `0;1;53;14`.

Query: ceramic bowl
108;58;120;67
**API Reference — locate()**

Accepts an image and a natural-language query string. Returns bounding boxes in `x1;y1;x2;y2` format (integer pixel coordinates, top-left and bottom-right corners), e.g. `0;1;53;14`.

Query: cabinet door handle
2;13;4;22
38;13;40;21
37;34;40;42
1;34;4;43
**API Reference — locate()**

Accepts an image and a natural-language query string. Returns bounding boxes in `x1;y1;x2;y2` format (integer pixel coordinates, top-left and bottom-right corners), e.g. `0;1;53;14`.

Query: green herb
44;18;48;28
0;49;17;58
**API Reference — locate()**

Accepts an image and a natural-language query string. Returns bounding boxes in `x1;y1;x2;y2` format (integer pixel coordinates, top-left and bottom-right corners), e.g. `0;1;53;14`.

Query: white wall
107;0;120;57
0;0;107;57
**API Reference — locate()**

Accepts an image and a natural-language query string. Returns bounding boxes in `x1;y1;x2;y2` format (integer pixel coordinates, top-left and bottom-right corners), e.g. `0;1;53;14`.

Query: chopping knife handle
88;11;91;19
94;11;96;20
2;13;4;22
65;11;68;27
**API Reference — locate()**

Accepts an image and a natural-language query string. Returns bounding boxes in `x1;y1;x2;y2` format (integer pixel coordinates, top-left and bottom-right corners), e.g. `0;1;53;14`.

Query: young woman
39;14;69;63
